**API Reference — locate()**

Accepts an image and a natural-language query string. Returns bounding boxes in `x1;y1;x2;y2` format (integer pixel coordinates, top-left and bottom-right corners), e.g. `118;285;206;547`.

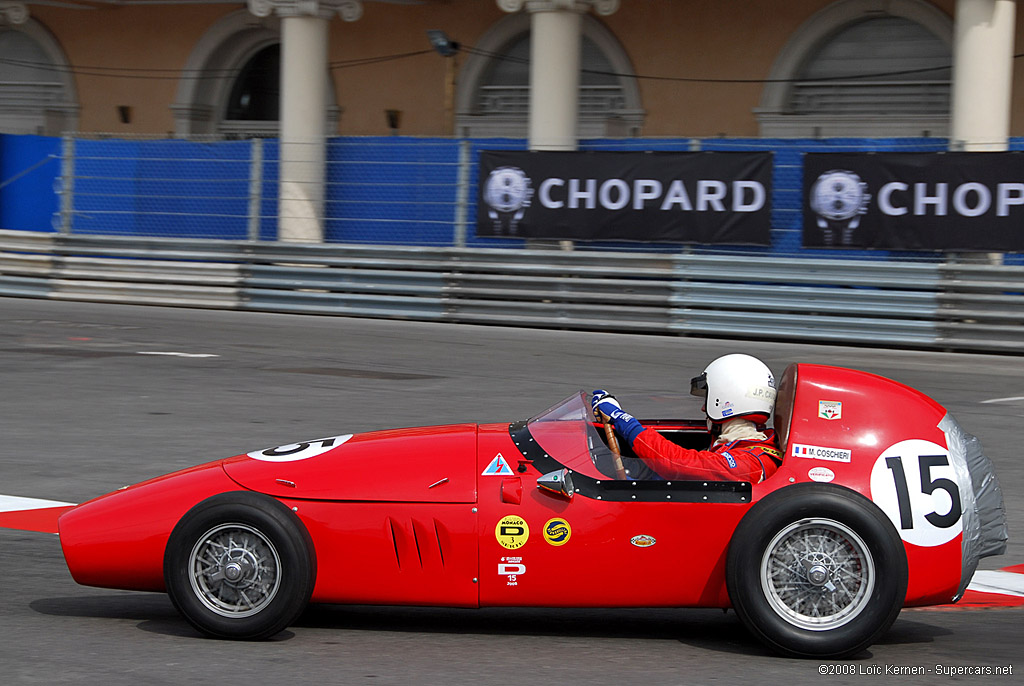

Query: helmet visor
690;372;708;398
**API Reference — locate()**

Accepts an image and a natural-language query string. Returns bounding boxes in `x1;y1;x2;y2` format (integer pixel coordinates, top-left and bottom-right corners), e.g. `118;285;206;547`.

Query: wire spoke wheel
165;492;316;640
761;518;874;631
189;523;282;618
727;484;907;658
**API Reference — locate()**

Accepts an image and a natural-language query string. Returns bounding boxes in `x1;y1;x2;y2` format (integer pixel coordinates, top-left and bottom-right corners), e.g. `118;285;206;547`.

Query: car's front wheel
726;483;907;658
164;491;316;639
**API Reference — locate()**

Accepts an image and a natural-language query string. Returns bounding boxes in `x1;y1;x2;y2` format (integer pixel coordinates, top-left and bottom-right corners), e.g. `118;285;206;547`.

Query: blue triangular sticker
482;453;514;476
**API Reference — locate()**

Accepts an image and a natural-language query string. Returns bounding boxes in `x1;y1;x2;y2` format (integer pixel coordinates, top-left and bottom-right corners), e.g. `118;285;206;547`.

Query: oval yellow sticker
495;515;529;550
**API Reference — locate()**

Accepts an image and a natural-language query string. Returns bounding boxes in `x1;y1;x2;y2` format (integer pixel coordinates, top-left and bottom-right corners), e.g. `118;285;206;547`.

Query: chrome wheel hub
222;559;246;583
805;562;830;587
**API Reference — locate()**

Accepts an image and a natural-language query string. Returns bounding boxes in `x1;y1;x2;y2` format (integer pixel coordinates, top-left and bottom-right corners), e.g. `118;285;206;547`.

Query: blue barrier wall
71;138;253;238
0;134;61;232
1;134;1021;264
325;137;461;245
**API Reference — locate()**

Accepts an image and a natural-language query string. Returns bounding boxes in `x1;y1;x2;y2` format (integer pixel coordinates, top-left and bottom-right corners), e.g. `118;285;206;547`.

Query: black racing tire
164;491;316;640
726;483;907;659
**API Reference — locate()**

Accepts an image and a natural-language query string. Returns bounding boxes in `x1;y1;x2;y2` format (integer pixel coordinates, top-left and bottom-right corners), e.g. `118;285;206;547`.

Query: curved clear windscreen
526;392;621;480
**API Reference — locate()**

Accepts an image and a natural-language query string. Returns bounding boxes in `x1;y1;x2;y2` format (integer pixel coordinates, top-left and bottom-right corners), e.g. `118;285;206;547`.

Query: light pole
428;30;460;135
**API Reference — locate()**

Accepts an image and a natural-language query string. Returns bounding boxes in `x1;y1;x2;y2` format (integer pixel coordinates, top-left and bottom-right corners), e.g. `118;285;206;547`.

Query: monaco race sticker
495;515;529;550
499;556;525;586
247;434;353;462
869;439;963;547
818;400;843;420
791;443;852;463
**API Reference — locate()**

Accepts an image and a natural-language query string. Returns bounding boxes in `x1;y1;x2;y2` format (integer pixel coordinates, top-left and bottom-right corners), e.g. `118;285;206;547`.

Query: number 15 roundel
869;439;963;547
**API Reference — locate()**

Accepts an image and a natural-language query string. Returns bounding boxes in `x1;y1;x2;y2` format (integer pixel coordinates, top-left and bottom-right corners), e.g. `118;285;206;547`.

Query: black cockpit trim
509;420;752;504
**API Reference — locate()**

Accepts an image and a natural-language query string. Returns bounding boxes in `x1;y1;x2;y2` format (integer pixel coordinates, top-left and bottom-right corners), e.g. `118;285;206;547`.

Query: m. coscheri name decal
791;443;852;463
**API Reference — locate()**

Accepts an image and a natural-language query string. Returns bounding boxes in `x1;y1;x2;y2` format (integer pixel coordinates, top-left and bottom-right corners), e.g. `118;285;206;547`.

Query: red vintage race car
58;363;1007;658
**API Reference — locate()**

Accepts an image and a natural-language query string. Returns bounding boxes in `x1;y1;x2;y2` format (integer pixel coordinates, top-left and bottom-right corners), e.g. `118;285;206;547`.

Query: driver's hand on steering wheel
591;390;645;445
591;389;622;420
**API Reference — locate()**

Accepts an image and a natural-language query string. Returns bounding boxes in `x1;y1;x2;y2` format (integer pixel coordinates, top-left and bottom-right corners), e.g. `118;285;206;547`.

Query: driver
592;353;781;483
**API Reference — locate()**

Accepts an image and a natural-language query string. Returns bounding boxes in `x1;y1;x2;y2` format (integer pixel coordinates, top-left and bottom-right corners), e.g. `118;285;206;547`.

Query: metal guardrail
1;229;1021;353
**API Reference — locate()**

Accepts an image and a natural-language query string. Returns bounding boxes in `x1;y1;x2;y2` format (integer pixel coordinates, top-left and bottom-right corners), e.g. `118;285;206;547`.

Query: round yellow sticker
495;515;529;550
543;518;571;546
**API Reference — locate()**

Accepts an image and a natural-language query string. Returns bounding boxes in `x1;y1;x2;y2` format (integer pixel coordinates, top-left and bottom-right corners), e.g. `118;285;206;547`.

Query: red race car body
58;363;1007;658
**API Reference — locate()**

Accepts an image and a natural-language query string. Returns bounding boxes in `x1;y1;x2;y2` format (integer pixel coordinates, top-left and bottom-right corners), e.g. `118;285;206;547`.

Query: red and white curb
954;564;1024;609
0;495;75;535
969;567;1024;597
1;493;1022;609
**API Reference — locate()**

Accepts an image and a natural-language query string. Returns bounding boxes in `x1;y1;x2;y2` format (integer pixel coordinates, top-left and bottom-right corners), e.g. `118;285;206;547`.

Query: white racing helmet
690;353;777;424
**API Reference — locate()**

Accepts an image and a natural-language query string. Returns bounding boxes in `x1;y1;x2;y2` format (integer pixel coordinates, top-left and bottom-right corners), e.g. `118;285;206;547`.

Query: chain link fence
1;132;1022;263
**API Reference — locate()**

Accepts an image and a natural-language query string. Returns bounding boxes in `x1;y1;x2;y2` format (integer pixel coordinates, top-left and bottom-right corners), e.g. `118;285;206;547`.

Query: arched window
0;21;77;134
173;10;337;139
759;0;953;137
456;13;642;138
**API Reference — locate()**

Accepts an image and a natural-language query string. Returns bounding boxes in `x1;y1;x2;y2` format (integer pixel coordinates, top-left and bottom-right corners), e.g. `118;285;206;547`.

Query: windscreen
526;392;614;480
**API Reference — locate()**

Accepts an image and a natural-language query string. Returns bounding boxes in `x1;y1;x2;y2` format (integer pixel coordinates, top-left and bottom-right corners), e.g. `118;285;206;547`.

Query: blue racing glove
591;390;645;446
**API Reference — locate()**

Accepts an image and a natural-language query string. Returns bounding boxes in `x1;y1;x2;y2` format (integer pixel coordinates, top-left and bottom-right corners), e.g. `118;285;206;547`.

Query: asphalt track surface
1;297;1021;685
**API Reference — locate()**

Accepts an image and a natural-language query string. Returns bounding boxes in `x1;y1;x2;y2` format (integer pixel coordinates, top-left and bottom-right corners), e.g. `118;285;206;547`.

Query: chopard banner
477;150;772;245
804;152;1024;250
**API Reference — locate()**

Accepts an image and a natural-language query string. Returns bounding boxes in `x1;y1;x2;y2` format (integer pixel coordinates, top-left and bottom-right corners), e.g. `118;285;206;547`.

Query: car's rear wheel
164;492;316;639
726;483;907;658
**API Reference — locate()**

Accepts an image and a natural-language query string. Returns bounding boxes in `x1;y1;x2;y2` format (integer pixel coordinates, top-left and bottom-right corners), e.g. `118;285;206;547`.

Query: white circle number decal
247;434;353;462
869;439;963;547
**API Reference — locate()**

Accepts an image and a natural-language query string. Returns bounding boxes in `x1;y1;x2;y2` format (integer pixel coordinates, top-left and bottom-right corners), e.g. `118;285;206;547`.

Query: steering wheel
599;411;629;481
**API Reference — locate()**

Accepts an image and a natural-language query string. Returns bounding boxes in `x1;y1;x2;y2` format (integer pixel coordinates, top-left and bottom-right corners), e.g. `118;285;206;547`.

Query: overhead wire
4;41;1017;84
459;44;970;84
0;49;435;80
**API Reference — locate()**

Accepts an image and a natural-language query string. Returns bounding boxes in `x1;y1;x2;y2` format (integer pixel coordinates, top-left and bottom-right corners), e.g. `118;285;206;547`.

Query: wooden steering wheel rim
601;413;629;480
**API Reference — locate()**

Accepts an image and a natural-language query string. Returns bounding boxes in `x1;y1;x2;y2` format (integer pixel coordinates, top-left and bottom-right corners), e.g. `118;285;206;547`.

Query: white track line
137;351;220;358
0;495;75;513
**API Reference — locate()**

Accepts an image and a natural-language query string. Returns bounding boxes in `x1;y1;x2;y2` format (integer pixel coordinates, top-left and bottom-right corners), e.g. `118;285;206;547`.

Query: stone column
950;0;1016;152
949;1;1015;262
498;0;619;151
248;0;363;242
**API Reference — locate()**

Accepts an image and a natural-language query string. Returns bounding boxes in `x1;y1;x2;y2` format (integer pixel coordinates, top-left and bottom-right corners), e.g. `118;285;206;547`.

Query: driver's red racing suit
631;428;782;483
